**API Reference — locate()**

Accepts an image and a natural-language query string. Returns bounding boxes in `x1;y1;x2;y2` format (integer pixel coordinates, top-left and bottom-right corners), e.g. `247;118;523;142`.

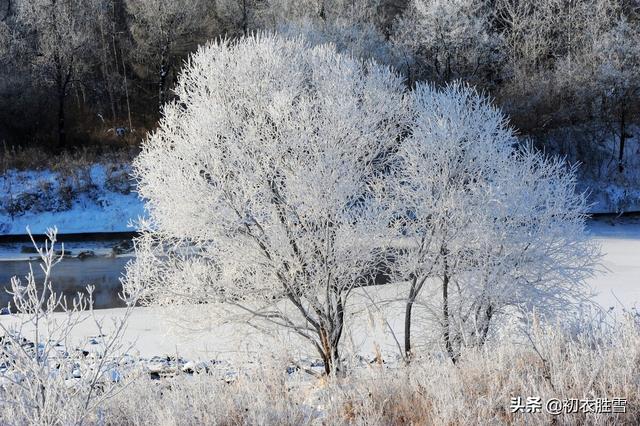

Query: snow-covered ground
585;217;640;311
0;193;144;235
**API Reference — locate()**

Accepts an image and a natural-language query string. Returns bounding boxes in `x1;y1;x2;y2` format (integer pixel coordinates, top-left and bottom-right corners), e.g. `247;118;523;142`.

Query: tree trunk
319;327;342;375
618;107;627;173
122;50;133;131
57;89;66;150
241;0;249;35
317;293;345;376
404;277;418;360
477;303;493;347
56;67;72;151
442;254;456;363
158;45;169;113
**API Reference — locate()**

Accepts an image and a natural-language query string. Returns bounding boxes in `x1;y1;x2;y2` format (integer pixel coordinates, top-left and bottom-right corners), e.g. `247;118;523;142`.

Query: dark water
0;256;131;310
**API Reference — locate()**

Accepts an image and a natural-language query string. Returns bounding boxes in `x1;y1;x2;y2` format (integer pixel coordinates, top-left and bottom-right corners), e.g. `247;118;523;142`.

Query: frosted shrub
0;228;136;425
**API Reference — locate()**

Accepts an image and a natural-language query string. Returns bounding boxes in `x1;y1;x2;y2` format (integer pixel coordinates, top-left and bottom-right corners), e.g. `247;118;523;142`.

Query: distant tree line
0;0;638;173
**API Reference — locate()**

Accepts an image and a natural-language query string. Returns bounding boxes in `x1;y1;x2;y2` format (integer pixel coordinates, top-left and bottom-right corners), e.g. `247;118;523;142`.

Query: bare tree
558;15;640;173
124;35;406;375
125;0;209;112
14;0;102;150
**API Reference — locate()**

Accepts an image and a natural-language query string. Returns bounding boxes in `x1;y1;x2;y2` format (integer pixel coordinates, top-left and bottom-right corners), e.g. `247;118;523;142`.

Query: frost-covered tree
558;16;640;173
0;0;14;60
493;0;639;134
394;83;600;362
392;0;503;86
124;34;406;375
125;0;209;111
215;0;263;35
277;17;410;74
0;18;9;60
266;0;382;24
14;0;102;149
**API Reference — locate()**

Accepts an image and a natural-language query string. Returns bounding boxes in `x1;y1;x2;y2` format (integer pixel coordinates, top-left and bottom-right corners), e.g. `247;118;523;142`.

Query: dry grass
1;317;638;424
78;317;640;426
0;143;138;174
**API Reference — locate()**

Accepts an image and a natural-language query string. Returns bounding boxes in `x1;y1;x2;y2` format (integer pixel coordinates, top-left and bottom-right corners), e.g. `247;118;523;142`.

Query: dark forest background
1;0;639;190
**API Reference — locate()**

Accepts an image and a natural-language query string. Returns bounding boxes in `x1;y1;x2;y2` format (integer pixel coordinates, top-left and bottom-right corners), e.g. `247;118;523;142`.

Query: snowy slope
0;192;145;235
586;218;640;311
0;165;146;235
1;153;638;237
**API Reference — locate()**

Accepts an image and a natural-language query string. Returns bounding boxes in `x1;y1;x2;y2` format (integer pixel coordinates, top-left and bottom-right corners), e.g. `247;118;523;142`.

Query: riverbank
2;158;640;237
0;162;145;235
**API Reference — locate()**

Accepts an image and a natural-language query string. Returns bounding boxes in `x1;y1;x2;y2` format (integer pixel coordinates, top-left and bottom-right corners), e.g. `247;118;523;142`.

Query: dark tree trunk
319;325;342;375
618;107;627;173
477;303;493;347
442;254;456;363
57;90;66;150
55;64;72;151
241;0;249;35
404;277;418;360
158;45;170;113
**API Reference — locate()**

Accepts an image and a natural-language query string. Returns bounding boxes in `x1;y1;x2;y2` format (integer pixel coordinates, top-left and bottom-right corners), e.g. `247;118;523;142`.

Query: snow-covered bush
393;83;601;361
0;228;137;424
125;34;406;375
